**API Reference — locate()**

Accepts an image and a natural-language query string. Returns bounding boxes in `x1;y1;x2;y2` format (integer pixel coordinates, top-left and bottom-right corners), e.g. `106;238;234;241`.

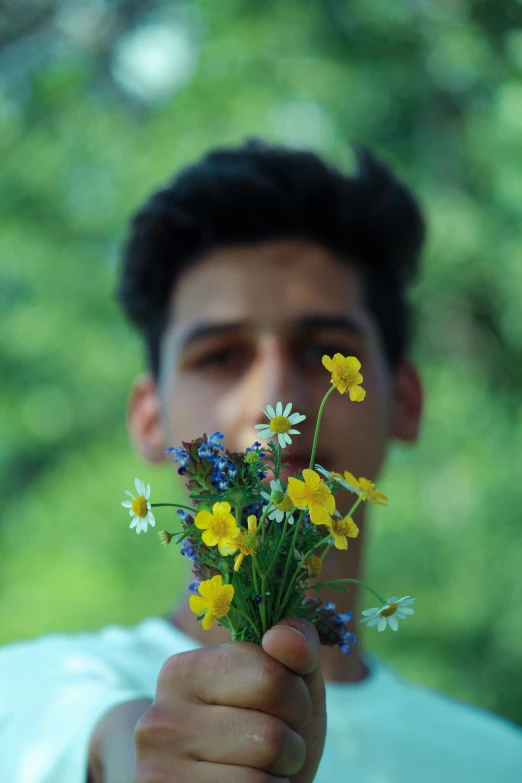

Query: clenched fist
133;618;326;782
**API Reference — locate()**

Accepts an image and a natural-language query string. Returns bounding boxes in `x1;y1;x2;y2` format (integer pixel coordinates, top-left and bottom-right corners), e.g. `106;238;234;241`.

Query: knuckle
134;703;184;751
257;718;290;767
157;650;193;689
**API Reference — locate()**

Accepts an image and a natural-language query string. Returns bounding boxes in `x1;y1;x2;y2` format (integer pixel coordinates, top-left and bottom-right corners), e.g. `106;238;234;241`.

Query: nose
219;336;311;451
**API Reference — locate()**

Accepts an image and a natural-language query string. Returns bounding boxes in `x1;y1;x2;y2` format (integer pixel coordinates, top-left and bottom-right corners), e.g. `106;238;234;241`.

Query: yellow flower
226;514;259;571
342;471;388;505
322;354;366;401
328;515;359;550
189;575;234;630
287;468;335;525
304;555;323;577
194;501;238;555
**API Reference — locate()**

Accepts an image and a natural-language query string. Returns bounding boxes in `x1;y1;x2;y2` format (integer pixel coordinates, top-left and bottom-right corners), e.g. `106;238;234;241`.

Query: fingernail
274;619;307;639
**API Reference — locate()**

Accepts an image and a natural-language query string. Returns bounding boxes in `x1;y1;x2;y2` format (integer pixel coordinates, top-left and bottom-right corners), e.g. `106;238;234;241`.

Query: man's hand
134;618;326;782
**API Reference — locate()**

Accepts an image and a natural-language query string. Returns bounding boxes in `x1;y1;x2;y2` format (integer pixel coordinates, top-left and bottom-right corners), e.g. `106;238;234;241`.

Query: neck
167;505;370;684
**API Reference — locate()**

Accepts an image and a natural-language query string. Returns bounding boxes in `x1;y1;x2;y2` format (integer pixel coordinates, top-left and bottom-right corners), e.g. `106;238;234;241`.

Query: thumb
262;618;320;677
262;618;326;783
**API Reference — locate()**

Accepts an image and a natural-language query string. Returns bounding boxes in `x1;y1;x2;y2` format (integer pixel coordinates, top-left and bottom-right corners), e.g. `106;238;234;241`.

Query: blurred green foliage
1;0;522;727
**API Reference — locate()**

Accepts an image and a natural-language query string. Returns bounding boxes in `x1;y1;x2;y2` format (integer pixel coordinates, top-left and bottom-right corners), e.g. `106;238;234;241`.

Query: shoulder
0;616;198;699
381;661;522;777
0;618;199;783
324;656;522;782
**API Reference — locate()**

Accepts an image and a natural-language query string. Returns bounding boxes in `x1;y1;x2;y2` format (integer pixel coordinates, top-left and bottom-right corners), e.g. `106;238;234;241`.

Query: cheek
320;375;391;473
165;380;223;443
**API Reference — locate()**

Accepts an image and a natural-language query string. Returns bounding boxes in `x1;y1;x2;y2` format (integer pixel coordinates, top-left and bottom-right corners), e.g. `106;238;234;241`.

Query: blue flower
339;643;353;656
341;631;357;645
166;446;191;467
336;611;354;625
176;509;190;522
188;580;201;593
213;456;229;472
180;541;198;560
227;465;238;479
324;602;337;612
198;442;214;459
207;431;225;450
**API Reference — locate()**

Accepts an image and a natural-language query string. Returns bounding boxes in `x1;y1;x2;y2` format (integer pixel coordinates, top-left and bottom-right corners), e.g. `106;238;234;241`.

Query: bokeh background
2;0;522;727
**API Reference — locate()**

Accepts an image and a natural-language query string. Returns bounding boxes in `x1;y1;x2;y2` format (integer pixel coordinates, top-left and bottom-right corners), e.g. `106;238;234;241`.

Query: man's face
148;239;413;509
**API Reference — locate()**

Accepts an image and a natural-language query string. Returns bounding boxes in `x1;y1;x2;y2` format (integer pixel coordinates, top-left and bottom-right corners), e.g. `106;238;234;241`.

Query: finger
261;618;320;677
195;761;290;783
185;705;306;776
156;645;311;731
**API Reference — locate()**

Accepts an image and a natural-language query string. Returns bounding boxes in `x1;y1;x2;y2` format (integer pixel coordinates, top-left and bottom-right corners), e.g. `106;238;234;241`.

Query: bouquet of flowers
121;354;415;652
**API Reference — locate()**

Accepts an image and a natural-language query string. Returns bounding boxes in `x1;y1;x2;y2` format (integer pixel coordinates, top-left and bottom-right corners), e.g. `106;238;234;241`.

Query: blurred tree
1;0;522;726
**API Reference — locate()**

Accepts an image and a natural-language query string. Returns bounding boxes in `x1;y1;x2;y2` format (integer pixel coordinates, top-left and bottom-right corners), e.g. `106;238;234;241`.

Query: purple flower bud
253;595;263;605
188;580;201;593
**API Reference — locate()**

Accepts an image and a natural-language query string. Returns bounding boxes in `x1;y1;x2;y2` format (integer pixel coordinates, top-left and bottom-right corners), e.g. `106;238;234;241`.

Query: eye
190;344;252;373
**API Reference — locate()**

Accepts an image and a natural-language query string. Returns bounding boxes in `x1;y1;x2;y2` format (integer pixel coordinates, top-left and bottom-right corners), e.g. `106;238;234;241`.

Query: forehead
169;239;370;330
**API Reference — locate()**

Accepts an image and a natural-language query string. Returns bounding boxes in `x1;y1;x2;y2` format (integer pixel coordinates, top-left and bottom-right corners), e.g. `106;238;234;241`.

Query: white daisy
360;596;415;632
121;478;156;534
261;479;295;524
254;401;306;448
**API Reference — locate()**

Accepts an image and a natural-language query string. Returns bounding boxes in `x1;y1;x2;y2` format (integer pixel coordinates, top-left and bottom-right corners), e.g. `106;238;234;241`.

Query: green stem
347;496;363;517
273;509;306;618
277;531;333;617
312;578;387;605
309;386;336;470
231;608;262;641
151;503;197;513
264;507;296;579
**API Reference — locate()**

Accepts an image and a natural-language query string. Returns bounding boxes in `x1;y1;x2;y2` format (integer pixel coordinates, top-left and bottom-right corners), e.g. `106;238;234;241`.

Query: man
1;141;521;782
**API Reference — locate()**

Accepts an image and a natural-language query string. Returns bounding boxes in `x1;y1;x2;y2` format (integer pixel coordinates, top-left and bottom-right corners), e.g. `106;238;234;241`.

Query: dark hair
116;140;425;377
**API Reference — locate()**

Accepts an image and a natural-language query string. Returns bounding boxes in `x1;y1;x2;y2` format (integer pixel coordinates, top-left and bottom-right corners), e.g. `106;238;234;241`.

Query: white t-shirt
0;617;521;783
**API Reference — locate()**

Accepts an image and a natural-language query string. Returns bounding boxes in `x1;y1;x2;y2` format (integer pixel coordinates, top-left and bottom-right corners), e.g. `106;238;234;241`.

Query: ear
127;375;168;463
391;359;423;443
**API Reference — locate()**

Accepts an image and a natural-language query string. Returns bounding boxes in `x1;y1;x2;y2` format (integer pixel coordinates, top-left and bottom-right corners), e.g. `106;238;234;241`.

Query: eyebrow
178;314;366;350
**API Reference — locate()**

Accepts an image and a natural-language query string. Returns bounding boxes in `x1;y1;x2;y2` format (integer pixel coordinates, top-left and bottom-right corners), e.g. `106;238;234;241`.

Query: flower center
307;482;330;506
208;518;227;538
240;531;259;554
245;452;259;464
335;366;358;385
331;518;350;536
210;594;231;618
132;496;148;517
380;603;398;617
276;494;294;512
304;555;322;576
270;415;291;433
